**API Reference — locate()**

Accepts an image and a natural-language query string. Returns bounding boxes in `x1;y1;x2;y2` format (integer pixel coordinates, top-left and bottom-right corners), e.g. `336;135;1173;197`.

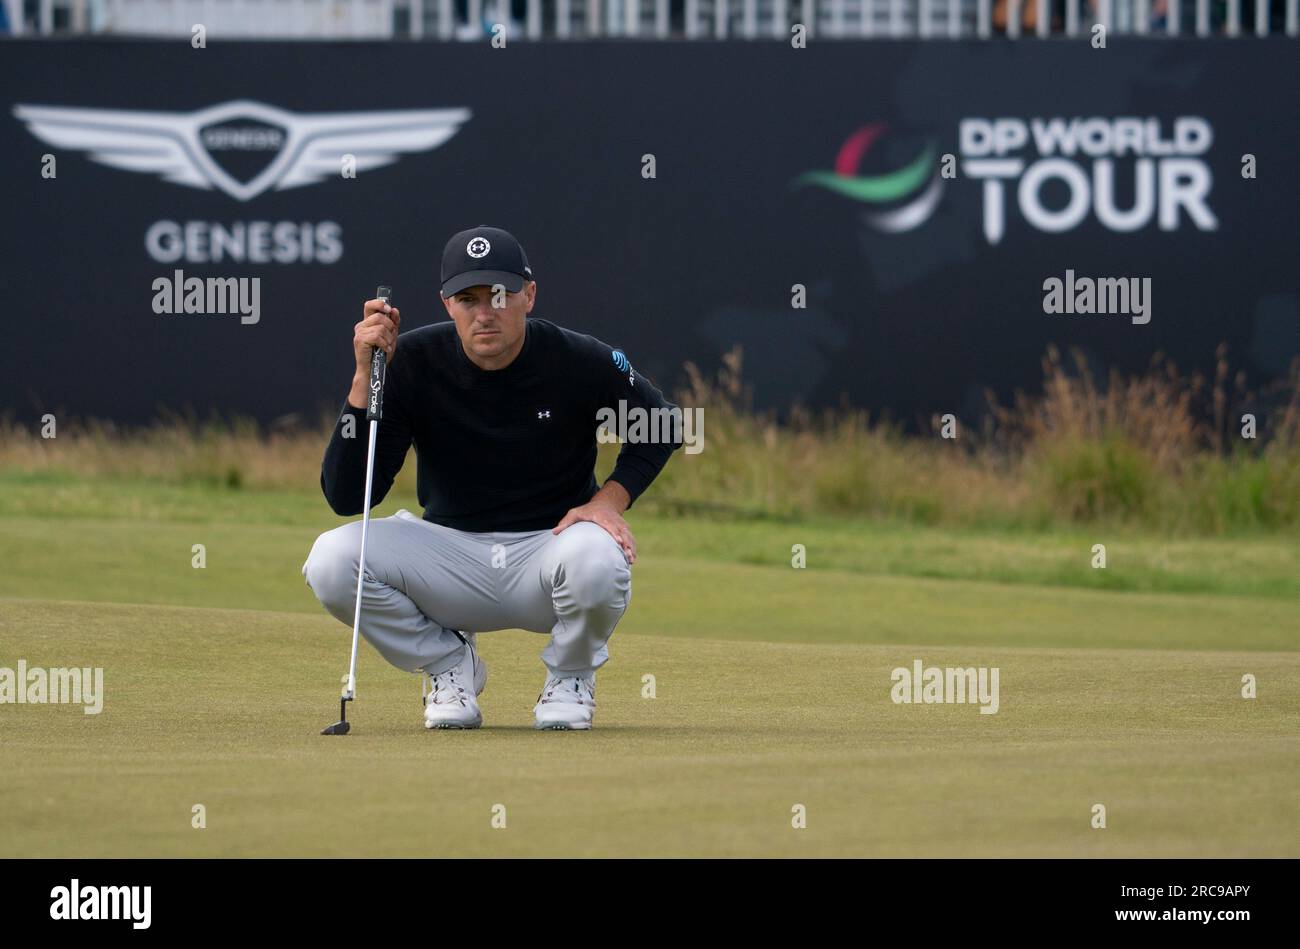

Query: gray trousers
303;509;632;678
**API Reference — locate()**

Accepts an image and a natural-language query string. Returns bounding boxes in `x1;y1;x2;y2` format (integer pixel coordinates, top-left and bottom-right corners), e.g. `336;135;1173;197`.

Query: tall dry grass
998;346;1300;532
2;346;1297;534
0;413;343;493
642;343;1300;532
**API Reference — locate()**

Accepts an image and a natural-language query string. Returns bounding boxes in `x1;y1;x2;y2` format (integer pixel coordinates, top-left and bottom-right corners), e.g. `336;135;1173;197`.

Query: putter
322;284;393;736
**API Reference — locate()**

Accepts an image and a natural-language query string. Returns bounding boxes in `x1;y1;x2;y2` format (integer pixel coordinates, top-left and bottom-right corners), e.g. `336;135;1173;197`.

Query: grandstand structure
5;0;1298;39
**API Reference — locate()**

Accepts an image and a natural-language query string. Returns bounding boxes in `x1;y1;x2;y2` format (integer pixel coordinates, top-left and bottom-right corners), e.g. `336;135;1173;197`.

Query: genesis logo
12;99;471;201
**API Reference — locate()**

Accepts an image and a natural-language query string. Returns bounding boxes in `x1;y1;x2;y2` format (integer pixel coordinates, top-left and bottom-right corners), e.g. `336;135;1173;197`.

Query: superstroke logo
793;123;944;233
12;100;471;201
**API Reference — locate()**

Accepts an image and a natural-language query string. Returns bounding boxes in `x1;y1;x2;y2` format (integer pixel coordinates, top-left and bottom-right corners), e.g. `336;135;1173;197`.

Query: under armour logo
537;410;551;419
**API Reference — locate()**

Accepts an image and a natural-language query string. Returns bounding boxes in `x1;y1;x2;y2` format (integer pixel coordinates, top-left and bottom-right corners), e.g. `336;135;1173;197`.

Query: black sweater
321;317;681;532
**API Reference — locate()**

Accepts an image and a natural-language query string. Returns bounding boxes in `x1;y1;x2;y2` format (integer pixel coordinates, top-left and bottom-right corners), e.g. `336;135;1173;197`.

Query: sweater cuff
328;402;371;467
605;465;652;510
335;402;369;436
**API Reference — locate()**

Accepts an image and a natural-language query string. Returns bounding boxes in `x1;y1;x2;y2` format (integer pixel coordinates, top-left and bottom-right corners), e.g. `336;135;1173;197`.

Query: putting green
1;594;1296;857
1;484;1297;857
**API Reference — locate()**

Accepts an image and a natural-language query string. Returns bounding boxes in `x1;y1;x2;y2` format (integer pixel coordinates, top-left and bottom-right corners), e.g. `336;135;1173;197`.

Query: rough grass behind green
3;346;1297;535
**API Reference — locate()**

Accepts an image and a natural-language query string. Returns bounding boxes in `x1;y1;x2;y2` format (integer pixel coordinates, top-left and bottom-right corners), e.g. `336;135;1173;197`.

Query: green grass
1;474;1298;856
4;472;1300;602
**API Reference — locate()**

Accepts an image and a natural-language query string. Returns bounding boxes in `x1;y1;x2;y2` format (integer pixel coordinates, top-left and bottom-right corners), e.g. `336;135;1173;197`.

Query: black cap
440;226;533;298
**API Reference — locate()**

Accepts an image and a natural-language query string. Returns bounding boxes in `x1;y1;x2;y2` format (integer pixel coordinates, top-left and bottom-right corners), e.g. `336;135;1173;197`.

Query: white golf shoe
533;673;596;730
423;634;488;730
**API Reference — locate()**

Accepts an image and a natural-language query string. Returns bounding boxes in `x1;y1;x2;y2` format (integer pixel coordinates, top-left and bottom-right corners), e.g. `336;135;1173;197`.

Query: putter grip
367;285;393;421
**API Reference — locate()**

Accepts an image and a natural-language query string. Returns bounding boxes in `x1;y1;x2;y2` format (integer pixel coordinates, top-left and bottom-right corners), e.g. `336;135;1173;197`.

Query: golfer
303;226;682;730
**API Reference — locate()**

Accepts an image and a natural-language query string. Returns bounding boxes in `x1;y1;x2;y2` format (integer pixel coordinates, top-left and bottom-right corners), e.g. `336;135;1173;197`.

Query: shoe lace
426;667;467;706
537;675;595;706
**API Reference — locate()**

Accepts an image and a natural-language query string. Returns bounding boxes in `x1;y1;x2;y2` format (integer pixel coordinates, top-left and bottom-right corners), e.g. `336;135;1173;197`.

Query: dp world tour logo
12;100;471;201
793;123;944;233
796;117;1217;245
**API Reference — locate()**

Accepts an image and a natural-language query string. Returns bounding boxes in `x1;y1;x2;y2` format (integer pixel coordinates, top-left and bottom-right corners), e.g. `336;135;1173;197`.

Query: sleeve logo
611;350;634;385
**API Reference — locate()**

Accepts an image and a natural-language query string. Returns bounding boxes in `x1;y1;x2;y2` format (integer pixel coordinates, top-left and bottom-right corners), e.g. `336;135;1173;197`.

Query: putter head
320;695;352;735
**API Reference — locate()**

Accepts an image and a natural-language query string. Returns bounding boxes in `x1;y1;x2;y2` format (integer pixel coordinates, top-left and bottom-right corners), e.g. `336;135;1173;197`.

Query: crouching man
303;226;681;730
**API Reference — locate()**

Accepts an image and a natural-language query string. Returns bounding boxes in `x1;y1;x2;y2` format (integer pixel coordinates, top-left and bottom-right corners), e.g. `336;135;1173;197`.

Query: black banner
1;40;1296;423
1;857;1289;933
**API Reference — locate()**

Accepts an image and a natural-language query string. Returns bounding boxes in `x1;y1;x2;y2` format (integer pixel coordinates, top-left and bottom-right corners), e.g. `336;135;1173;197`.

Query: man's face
441;281;536;367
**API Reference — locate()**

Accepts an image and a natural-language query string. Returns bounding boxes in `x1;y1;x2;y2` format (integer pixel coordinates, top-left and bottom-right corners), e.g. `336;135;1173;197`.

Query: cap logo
467;237;491;259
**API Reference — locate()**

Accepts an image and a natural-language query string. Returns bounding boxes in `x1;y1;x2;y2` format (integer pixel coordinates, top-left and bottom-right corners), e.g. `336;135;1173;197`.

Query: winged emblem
12;100;471;201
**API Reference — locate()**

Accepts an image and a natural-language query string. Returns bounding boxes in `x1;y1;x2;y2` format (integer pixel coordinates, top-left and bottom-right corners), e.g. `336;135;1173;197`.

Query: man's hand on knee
552;482;636;565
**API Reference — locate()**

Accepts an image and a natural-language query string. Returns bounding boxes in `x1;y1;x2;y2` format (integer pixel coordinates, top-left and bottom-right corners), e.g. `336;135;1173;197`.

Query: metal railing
4;0;1297;37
